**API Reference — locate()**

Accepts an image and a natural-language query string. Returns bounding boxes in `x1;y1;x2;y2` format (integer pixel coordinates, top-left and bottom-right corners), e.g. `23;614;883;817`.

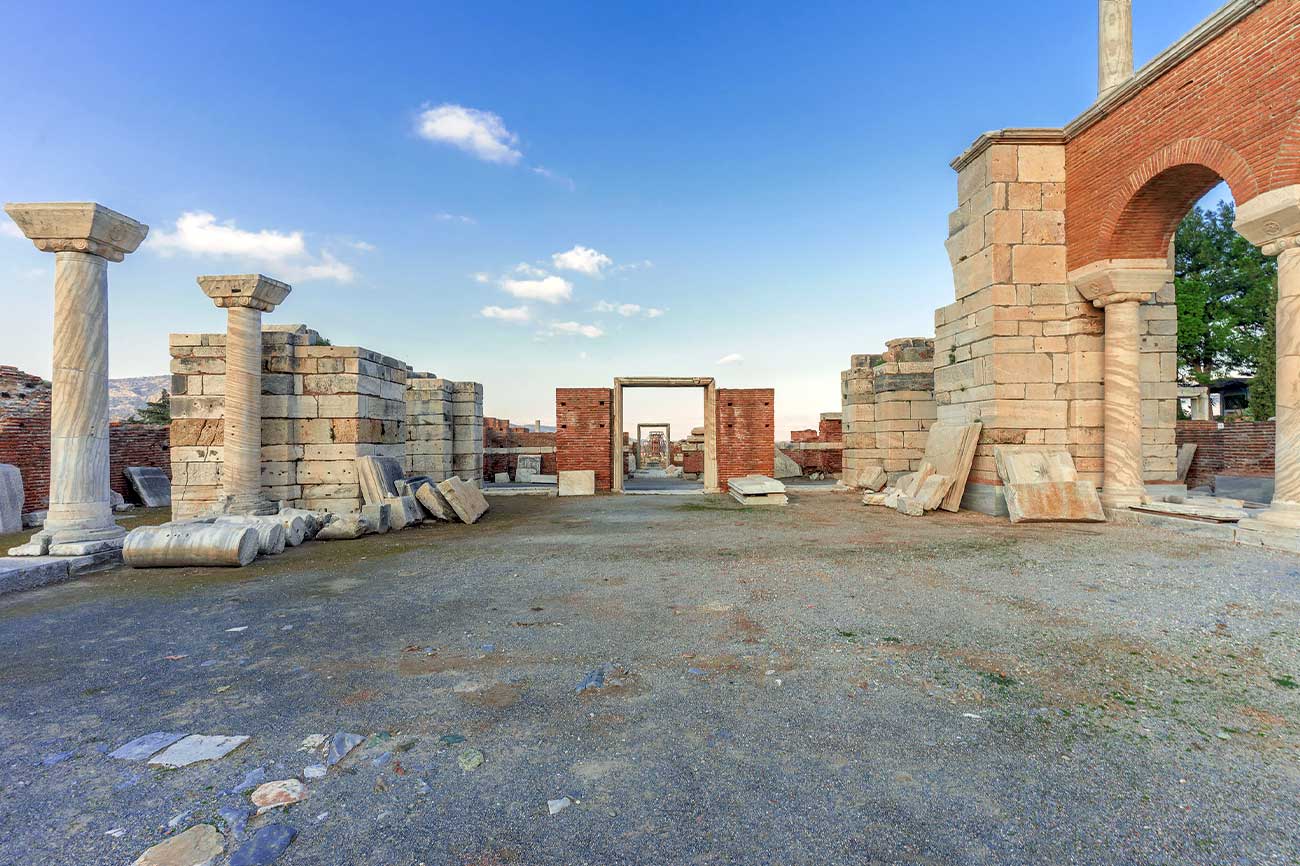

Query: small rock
41;750;75;766
166;811;193;831
303;764;327;780
250;779;308;813
226;626;248;633
326;732;365;767
297;735;327;752
148;735;250;769
105;827;126;838
457;748;484;771
547;796;572;815
222;766;268;795
437;733;465;747
218;805;250;840
109;732;187;762
372;751;392;768
131;824;223;866
228;823;297;866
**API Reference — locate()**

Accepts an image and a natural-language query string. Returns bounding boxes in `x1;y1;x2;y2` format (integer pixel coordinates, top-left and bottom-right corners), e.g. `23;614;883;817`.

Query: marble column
1098;0;1133;98
197;274;292;517
1234;187;1300;536
1071;259;1172;509
3;203;148;556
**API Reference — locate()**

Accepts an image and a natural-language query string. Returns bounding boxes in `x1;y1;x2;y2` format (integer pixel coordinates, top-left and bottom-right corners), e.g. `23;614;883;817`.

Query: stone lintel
1233;184;1300;252
1068;258;1171;307
3;202;149;262
198;274;292;312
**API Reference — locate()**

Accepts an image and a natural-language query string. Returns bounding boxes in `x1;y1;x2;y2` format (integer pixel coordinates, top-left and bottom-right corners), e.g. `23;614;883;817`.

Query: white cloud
547;321;604;338
513;262;548;278
594;300;665;318
613;259;654;273
147;211;355;283
553;245;613;277
416;104;522;165
645;307;665;318
471;272;492;284
532;166;575;190
501;274;572;304
347;240;376;252
716;353;744;365
480;304;531;322
1;221;24;239
435;212;476;225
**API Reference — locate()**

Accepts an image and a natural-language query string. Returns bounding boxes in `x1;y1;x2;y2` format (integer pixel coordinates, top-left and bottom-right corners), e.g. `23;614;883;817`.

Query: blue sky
0;0;1226;437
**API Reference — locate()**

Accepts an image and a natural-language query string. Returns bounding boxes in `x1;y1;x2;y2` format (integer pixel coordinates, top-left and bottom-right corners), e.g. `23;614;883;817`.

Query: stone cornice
950;128;1067;172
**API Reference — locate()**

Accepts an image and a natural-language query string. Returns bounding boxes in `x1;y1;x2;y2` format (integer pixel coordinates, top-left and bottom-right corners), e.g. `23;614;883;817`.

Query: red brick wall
683;451;703;474
1067;3;1300;266
1176;420;1275;490
779;446;843;475
717;388;774;489
556;388;613;491
819;417;842;442
790;429;817;443
0;365;171;512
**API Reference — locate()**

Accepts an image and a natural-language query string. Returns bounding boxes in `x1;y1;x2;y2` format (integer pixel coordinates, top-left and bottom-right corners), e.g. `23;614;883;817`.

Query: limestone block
1011;245;1067;284
894;496;925;516
297;461;357;486
123;523;259;568
384;495;422;529
278;506;326;539
859;466;888;492
1007;183;1041;210
773;448;802;479
915;473;954;511
1017;145;1065;183
0;465;20;533
316;514;373;540
436;476;490;524
413;480;457;521
993;446;1105;523
1022;210;1065;245
361;502;391;533
558;470;596;497
515;455;543;482
355;456;405;505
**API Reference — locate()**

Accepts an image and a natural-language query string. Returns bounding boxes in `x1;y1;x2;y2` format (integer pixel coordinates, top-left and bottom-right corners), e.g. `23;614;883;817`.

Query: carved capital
1235;185;1300;255
3;202;148;263
197;273;292;313
1068;258;1170;308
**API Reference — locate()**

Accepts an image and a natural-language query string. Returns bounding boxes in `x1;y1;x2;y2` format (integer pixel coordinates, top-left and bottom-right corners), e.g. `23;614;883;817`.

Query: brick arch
1098;138;1258;260
1269;105;1300;188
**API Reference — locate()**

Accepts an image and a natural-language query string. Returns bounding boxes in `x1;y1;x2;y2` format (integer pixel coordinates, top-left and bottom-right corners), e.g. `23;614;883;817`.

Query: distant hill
109;375;169;421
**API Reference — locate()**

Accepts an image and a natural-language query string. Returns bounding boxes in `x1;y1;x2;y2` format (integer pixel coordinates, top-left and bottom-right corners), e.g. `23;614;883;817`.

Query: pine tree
129;390;171;425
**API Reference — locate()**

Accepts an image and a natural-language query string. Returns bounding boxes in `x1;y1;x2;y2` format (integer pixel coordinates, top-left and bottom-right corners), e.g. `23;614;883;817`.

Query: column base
1100;488;1147;509
9;525;125;557
1237;499;1300;530
220;494;278;517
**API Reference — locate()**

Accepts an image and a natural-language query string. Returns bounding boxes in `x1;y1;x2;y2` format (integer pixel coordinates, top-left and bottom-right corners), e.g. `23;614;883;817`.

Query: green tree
129;390;171;425
1249;281;1277;421
1175;201;1276;387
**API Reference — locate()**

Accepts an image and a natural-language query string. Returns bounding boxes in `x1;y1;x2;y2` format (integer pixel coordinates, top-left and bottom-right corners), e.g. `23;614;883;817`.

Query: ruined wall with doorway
555;388;613;490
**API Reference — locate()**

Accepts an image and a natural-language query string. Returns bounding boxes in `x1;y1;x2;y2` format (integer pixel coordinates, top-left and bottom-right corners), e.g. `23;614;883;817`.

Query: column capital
3;202;148;263
1068;258;1171;309
1235;184;1300;256
197;273;292;312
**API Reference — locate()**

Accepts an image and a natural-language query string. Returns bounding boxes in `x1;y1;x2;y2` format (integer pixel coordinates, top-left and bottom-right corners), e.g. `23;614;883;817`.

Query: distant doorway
613;377;719;493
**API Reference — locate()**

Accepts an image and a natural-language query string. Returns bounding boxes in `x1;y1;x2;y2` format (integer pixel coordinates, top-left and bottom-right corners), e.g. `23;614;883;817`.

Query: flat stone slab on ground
0;463;22;533
131;823;223;866
124;466;172;507
0;550;122;596
558;470;596;497
148;734;250;768
109;731;187;761
436;476;490;524
728;475;786;496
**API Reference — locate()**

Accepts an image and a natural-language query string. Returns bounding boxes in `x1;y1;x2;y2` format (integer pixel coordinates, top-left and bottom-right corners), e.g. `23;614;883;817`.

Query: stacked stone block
451;381;485;488
681;427;705;476
169;326;407;520
405;375;454;482
937;135;1177;510
839;339;936;487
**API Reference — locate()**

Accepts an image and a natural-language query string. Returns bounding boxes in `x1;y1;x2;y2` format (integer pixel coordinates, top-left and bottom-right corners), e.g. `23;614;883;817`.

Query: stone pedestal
1234;186;1300;537
3;203;148;556
1071;259;1171;509
198;274;291;517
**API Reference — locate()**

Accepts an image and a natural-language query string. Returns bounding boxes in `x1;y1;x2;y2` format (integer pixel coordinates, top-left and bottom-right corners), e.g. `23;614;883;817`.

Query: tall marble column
1071;258;1172;509
1234;187;1300;538
3;203;148;556
197;274;291;517
1098;0;1133;98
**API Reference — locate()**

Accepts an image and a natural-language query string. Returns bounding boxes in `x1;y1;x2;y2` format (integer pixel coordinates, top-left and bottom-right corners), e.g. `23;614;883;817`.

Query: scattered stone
772;448;802;479
360;502;391;534
213;516;287;555
226;626;248;633
413;480;457;522
218;805;250;840
372;751;392;767
384;494;423;530
893;495;924;517
326;731;365;766
109;732;187;762
494;472;511;484
124;466;172;508
436;476;490;524
548;796;572;815
437;733;466;747
222;767;268;795
250;779;308;813
298;734;327;752
315;514;372;541
994;446;1106;523
303;764;327;780
123;523;260;569
228;823;297;866
105;827;126;838
130;824;223;866
458;748;484;771
167;811;194;831
859;466;888;492
355;455;405;506
148;734;250;768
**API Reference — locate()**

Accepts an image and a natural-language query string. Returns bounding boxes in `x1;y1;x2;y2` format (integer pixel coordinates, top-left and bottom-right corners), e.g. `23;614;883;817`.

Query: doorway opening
613;377;719;494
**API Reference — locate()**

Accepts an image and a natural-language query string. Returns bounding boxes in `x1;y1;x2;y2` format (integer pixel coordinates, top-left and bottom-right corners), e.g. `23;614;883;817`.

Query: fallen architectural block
558;470;596;497
436;476;490;524
385;495;423;529
315;514;372;540
728;475;789;506
413;479;456;521
356;456;405;506
900;464;932;499
919;422;982;512
361;502;391;534
894;496;924;516
914;473;953;511
528;474;557;485
278;507;325;540
213;516;287;555
859;466;887;492
862;491;889;507
124;466;172;508
515;455;543;482
1176;443;1197;482
273;513;308;547
123;523;260;568
494;472;511;484
0;464;21;533
773;448;802;479
993;446;1106;524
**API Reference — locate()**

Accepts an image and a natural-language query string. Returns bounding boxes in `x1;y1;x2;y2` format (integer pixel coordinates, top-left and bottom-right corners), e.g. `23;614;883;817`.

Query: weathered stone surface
213;516;285;555
250;779;307;813
327;731;366;766
124;524;260;568
729;476;785;496
915;473;953;511
125;466;172;507
773;448;802;479
1176;443;1197;481
384;495;422;529
859;466;888;492
315;514;371;540
994;446;1105;523
355;455;405;505
361;502;391;534
131;823;223;866
277;507;324;539
894;495;925;516
148;734;250;768
0;464;22;533
436;476;489;524
558;470;596;497
228;823;296;866
515;455;543;482
919;422;982;511
494;472;511;484
413;480;456;521
109;731;186;761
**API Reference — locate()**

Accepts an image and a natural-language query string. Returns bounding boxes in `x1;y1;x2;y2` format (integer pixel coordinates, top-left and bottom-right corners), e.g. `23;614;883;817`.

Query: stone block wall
716;388;774;489
937;135;1177;509
452;382;485;488
556;388;613;491
169;327;407;519
1176;420;1275;490
839;339;936;486
681;427;705;475
406;375;454;482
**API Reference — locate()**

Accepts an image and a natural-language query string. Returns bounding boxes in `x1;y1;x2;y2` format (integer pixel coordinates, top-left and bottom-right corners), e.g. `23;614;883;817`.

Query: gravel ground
1;493;1298;865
